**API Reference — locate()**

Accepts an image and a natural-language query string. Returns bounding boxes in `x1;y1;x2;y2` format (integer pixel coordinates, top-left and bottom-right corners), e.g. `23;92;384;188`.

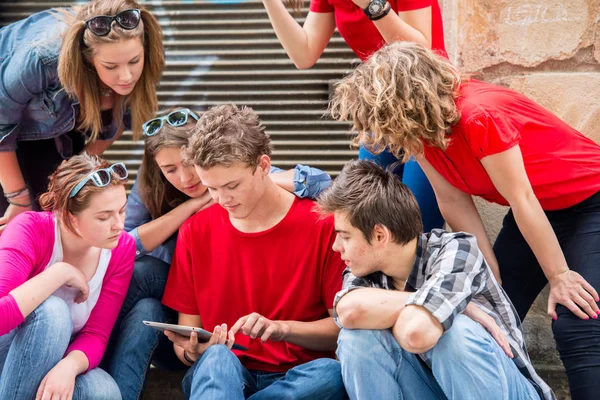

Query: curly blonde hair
329;42;461;161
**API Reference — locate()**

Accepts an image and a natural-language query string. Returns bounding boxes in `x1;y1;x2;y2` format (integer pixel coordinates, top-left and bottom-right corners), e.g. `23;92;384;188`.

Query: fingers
240;313;261;336
231;315;248;335
576;288;599;319
491;327;513;359
164;330;192;349
214;324;229;345
226;329;236;349
0;223;6;235
564;299;589;320
260;323;278;343
36;376;46;400
249;317;267;339
580;277;600;304
547;297;558;321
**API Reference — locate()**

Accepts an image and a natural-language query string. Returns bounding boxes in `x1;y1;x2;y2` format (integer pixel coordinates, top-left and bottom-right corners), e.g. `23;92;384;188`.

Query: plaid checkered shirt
333;229;555;400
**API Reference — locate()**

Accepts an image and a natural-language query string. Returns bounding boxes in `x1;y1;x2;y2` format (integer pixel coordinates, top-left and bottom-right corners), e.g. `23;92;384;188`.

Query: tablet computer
143;321;248;351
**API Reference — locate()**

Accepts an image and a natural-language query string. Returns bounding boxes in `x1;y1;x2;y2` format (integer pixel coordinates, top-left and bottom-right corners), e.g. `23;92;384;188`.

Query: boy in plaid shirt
318;160;554;400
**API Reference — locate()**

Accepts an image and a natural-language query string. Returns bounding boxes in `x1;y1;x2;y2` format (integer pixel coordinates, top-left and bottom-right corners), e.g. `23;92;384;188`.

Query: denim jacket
0;10;122;153
125;164;332;265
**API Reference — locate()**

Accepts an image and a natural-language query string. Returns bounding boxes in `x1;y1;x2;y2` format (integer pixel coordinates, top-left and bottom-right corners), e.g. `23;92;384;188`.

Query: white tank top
44;217;112;334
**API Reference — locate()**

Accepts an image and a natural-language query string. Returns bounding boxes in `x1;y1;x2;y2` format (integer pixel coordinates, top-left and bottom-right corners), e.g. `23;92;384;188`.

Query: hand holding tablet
143;321;248;351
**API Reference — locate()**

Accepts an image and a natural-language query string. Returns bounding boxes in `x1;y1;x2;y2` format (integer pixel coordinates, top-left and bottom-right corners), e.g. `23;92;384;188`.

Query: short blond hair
329;42;461;162
183;104;272;169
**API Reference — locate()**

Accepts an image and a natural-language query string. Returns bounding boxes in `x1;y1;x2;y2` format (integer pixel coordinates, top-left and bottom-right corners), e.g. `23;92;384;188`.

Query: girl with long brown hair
105;108;332;399
0;0;164;234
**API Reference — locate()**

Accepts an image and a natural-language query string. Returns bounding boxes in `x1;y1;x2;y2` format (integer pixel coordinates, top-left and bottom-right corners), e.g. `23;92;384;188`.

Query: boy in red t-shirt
161;104;346;399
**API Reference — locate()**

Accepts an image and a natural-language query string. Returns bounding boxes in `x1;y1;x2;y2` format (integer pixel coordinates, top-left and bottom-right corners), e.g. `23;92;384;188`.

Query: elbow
393;312;441;354
292;60;316;70
336;298;364;329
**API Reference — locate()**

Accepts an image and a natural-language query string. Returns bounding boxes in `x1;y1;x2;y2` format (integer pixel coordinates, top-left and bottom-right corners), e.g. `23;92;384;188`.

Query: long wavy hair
329;41;462;161
138;115;197;219
57;0;164;141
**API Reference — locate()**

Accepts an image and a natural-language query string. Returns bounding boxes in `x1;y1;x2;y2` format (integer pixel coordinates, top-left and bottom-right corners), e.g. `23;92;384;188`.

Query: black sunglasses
85;9;141;37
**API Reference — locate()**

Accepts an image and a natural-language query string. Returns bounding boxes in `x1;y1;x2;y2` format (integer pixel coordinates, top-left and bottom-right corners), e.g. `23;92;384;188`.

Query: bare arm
9;262;86;319
373;6;432;48
336;287;410;329
415;155;501;282
481;146;600;319
232;310;339;351
277;312;339;351
262;1;336;69
0;151;32;233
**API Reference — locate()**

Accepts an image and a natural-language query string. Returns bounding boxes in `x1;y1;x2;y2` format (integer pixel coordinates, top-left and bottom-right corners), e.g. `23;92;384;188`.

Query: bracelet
183;350;196;365
4;187;29;199
6;197;31;207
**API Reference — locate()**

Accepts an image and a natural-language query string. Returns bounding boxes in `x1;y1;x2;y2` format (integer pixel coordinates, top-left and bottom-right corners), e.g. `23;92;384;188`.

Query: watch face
368;2;383;14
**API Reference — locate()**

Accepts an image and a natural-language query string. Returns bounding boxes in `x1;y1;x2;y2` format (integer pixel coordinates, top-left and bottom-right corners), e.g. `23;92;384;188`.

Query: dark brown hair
183;104;272;169
318;160;423;244
138;111;197;219
39;152;127;235
57;0;164;140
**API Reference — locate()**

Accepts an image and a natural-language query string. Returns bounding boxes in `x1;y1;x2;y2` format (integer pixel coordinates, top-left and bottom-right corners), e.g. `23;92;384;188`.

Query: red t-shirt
310;0;446;60
162;197;345;372
424;79;600;210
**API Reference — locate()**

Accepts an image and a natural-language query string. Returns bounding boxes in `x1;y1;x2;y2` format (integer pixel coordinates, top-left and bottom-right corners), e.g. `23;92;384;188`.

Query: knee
130;297;166;321
197;344;239;373
337;328;387;364
129;256;169;295
431;314;489;358
29;296;72;336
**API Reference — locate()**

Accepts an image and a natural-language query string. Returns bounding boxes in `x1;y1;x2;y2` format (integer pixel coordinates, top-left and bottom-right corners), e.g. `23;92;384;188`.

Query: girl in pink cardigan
0;153;135;400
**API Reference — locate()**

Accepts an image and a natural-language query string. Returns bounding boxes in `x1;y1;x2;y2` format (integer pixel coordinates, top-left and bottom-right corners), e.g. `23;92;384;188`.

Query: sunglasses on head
69;163;129;199
85;9;141;37
142;109;200;137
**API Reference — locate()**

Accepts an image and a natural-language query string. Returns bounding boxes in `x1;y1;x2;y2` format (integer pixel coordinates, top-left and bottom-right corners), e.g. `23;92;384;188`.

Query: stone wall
440;1;600;398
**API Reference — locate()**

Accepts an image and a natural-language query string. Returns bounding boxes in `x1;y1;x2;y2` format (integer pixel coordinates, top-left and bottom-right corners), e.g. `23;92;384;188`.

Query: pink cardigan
0;211;135;370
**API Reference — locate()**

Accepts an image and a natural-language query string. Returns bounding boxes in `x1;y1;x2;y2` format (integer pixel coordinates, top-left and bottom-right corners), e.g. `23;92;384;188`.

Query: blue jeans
359;147;444;232
182;344;346;399
104;255;181;400
337;314;539;400
496;190;600;399
0;296;121;400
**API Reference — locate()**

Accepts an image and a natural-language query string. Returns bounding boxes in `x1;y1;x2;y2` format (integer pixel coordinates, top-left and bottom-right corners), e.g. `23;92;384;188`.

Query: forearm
374;11;430;48
262;0;328;69
510;194;567;279
269;169;295;193
280;317;339;351
9;262;70;319
440;196;500;281
137;202;196;252
60;350;89;376
336;288;410;329
0;151;26;193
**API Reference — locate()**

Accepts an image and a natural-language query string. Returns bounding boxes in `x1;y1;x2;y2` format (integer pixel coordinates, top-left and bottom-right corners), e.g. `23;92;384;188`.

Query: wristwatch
363;0;391;21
